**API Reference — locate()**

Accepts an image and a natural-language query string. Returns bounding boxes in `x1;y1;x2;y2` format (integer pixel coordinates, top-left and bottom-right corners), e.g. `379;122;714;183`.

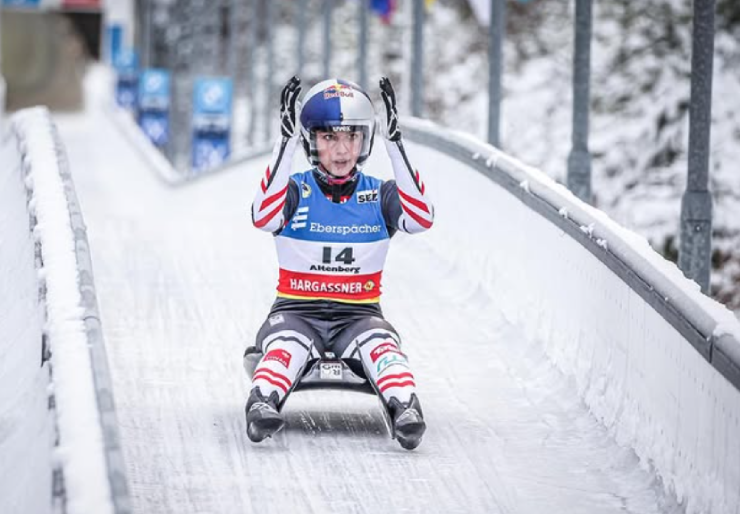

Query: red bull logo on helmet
323;82;355;100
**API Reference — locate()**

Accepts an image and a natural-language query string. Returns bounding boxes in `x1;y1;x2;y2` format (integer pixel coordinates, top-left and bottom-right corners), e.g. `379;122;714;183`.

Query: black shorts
255;298;401;358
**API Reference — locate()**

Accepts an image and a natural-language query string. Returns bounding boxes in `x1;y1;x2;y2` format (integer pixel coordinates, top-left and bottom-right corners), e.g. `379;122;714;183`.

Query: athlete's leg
334;316;426;450
243;312;318;442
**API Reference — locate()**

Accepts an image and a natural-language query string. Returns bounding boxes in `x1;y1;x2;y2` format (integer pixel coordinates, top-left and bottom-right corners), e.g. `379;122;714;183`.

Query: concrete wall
1;11;88;111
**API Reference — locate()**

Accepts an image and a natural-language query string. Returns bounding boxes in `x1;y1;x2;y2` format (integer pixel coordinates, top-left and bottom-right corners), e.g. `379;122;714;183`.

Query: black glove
280;76;302;139
379;77;402;142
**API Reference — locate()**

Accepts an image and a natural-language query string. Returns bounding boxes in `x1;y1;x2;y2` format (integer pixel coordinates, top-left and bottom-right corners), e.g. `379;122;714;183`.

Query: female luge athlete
247;76;434;450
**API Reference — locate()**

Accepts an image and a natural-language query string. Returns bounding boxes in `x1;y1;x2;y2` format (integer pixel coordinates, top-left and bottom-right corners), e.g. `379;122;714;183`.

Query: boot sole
395;417;426;450
247;417;285;443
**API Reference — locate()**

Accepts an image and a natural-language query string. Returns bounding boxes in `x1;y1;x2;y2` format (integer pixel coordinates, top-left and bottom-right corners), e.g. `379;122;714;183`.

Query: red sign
62;0;101;9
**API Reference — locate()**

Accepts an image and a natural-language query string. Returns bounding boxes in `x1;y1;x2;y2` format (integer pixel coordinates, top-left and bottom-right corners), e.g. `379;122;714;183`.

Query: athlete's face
315;130;363;177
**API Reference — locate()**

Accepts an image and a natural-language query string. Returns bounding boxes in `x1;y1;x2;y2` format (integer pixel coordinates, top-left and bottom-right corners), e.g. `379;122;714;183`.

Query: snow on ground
46;82;686;512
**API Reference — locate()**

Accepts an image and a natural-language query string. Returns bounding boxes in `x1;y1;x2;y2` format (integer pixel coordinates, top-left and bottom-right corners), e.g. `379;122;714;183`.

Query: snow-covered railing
1;104;53;514
9;108;131;514
402;117;740;514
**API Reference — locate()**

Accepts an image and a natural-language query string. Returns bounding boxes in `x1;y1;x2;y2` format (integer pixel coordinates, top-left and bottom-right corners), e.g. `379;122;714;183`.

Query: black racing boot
388;394;426;450
245;387;284;443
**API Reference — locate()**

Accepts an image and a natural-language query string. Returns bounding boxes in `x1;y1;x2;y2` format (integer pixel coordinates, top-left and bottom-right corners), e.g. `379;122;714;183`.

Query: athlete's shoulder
291;169;314;183
380;178;397;192
356;171;384;188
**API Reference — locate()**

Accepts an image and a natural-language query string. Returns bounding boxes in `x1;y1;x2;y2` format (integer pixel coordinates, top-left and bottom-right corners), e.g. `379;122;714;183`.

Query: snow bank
403;117;740;514
0;108;54;514
7;108;130;514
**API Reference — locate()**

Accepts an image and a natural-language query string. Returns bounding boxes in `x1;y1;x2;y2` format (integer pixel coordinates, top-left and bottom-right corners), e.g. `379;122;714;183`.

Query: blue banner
370;0;394;19
138;69;170;111
192;77;233;171
114;48;138;76
2;0;41;7
137;69;170;147
192;134;230;172
106;24;123;65
139;112;169;148
193;77;233;115
115;82;137;110
114;49;139;110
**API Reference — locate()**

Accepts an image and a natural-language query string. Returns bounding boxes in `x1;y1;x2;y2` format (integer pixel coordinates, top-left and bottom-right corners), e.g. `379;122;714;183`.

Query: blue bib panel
281;171;390;242
274;170;391;303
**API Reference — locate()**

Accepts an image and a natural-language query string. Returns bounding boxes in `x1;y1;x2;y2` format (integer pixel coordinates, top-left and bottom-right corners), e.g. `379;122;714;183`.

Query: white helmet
298;79;376;168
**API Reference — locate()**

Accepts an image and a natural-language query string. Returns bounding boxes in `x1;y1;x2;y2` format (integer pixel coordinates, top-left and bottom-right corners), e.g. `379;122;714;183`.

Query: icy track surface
54;104;681;514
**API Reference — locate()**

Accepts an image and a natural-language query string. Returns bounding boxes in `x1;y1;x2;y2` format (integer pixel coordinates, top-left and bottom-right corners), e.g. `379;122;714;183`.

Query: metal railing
12;108;132;514
49;115;132;514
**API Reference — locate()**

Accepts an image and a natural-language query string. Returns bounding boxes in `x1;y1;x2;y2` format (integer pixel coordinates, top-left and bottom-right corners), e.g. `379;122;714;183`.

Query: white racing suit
249;134;434;411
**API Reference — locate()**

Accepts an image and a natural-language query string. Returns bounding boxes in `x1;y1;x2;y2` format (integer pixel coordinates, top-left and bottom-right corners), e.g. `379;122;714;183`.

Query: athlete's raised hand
280;76;302;139
379;77;402;142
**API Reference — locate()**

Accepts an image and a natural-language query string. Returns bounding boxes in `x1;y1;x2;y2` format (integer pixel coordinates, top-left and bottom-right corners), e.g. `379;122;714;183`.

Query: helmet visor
308;125;372;167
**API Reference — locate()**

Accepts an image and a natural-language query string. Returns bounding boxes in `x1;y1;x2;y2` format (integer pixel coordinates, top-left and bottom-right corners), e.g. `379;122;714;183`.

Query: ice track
53;102;680;513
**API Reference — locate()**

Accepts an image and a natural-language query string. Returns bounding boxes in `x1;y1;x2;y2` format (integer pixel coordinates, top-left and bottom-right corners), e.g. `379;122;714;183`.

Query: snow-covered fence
1;106;54;514
402;118;740;514
6;108;131;514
